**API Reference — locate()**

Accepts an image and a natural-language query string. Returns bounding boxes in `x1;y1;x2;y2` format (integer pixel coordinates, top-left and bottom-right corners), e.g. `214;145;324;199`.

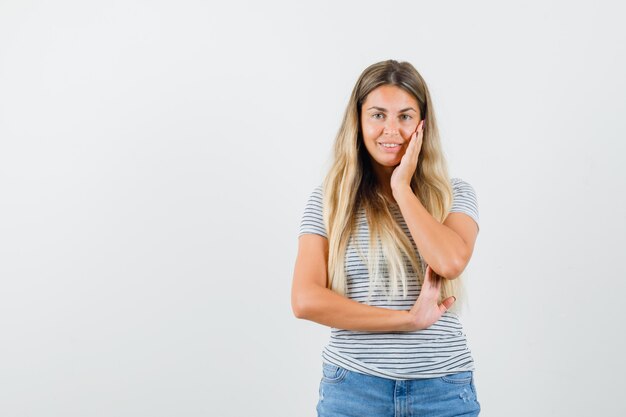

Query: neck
370;159;396;202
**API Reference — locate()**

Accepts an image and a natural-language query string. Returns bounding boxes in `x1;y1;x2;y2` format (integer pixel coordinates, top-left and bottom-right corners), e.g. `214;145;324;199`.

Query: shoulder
298;184;327;238
305;184;324;205
450;177;478;200
450;177;475;190
313;184;324;197
448;177;479;228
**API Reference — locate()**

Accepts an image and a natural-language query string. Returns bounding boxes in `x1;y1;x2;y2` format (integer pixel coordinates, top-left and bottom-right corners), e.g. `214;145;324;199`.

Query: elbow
442;264;462;280
291;299;307;319
291;292;312;320
441;251;470;280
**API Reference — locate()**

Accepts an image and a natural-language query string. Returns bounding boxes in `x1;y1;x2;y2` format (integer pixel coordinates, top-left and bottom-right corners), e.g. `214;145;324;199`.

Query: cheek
400;125;416;139
362;122;383;140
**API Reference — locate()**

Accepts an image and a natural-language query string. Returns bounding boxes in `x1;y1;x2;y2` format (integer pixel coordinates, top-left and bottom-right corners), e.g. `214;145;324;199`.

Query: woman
291;59;481;417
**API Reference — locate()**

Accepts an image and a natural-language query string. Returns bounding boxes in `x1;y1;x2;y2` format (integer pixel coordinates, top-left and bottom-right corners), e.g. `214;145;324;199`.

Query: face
360;84;421;171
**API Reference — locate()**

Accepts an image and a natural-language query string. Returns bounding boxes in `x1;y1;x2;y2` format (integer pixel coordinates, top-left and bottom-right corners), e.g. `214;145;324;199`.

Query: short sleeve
298;185;328;238
449;177;480;232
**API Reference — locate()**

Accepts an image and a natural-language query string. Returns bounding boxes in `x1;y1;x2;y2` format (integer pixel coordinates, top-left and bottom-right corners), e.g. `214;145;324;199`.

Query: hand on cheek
390;120;425;192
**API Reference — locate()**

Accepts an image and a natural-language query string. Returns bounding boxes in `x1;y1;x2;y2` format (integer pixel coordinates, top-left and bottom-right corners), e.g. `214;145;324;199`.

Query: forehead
362;85;418;110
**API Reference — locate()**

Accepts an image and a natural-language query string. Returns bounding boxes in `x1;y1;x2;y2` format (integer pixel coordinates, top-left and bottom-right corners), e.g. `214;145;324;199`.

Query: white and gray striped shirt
298;177;480;380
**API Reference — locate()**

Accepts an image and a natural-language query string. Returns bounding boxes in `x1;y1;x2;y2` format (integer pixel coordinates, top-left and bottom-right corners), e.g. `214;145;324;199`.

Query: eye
372;113;385;120
400;114;412;121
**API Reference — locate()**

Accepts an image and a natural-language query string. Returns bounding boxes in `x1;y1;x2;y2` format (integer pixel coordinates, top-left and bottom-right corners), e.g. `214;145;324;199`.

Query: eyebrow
366;106;417;113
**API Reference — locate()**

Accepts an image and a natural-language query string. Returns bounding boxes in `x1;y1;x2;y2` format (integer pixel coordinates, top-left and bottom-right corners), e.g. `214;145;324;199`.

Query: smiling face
360;84;421;173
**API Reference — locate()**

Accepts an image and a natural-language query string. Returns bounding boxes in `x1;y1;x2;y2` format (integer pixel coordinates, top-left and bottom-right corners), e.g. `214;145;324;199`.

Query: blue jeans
317;362;481;417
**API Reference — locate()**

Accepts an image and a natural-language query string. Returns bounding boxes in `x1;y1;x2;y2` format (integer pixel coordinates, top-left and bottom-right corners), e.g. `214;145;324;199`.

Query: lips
377;142;403;153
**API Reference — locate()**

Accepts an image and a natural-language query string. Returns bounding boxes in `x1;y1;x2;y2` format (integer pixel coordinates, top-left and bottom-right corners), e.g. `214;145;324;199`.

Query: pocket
321;362;348;384
440;371;473;384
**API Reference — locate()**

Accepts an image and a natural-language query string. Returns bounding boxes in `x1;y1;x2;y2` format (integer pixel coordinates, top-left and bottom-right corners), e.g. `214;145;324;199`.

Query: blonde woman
291;59;481;417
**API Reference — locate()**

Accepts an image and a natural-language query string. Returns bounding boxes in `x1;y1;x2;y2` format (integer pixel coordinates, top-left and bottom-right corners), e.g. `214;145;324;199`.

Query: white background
1;1;625;416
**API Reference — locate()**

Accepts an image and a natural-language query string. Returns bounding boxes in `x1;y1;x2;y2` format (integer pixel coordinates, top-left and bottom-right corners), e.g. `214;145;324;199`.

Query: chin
374;157;401;167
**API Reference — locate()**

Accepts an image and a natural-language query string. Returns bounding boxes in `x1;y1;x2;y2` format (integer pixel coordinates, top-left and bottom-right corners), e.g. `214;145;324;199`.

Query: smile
377;142;403;153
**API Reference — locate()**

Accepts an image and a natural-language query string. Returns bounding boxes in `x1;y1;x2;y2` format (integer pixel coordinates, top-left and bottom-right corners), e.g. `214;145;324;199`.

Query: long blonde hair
322;59;465;309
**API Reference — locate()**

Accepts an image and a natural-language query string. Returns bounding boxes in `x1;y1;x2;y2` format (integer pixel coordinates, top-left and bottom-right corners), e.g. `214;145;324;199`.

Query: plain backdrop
1;1;625;416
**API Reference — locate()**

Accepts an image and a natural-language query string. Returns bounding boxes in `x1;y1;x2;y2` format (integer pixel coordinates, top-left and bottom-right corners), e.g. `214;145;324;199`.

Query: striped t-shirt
298;177;480;380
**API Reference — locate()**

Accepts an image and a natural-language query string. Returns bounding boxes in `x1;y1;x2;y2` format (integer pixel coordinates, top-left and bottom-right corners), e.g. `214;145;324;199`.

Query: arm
392;185;478;279
389;121;478;279
291;234;417;332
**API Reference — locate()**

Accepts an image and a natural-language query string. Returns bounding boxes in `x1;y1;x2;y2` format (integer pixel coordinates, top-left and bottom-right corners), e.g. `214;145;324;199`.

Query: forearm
293;283;415;332
392;185;466;279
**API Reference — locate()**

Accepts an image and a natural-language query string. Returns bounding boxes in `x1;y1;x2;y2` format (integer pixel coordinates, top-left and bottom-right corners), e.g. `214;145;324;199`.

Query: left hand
390;119;424;192
407;264;455;330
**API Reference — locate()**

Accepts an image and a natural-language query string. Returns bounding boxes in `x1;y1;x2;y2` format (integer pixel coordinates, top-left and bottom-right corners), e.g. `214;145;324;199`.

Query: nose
383;119;400;136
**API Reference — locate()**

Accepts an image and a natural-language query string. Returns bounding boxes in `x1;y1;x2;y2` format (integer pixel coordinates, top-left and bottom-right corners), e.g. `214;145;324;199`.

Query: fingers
439;296;456;313
411;121;424;154
424;264;432;281
424;265;442;290
410;130;418;148
415;120;425;135
414;120;423;134
405;132;419;163
403;120;424;164
423;265;432;286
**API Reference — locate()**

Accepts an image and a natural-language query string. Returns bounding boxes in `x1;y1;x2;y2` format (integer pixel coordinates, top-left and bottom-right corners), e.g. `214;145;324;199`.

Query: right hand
408;265;456;331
